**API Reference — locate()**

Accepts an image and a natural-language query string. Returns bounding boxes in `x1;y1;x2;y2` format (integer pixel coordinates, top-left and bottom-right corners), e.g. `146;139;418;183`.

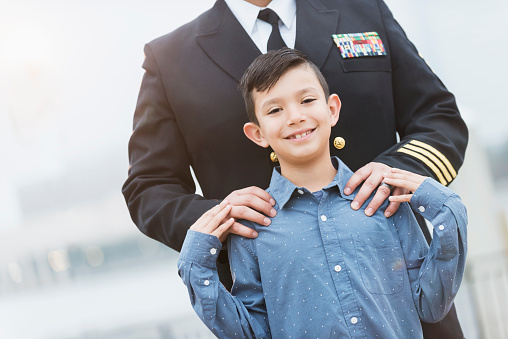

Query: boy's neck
279;152;337;192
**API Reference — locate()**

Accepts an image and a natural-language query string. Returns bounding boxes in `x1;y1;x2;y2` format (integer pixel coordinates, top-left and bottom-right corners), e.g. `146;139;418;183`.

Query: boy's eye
302;98;316;104
268;108;282;115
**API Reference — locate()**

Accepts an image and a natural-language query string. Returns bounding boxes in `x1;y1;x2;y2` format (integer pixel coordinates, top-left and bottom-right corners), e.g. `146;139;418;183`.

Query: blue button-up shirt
178;157;467;338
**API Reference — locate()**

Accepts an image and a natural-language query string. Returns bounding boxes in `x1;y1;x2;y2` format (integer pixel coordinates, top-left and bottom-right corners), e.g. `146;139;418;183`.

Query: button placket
316;197;366;337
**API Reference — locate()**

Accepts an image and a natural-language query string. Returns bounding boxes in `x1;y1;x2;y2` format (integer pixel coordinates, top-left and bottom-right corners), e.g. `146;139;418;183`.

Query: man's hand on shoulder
223;186;277;238
344;162;409;218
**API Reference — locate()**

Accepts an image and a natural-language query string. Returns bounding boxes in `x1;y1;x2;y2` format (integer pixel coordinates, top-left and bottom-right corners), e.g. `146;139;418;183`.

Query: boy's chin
279;151;328;164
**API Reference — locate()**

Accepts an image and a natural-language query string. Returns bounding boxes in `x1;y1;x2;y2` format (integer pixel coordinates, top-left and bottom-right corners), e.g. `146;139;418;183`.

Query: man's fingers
226;187;276;217
344;165;372;195
229;205;271;226
383;187;406;217
351;174;383;210
364;187;390;216
228;221;259;239
229;186;276;206
234;194;276;218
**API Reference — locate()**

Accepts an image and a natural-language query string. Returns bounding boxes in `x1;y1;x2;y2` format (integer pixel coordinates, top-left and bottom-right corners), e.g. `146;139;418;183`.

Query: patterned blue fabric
178;157;467;338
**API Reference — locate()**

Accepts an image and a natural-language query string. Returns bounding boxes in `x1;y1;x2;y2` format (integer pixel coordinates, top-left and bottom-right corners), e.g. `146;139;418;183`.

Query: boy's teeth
291;130;312;139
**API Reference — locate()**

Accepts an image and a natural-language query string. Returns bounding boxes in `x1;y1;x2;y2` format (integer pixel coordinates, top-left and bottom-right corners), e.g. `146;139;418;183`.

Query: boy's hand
190;200;236;243
222;186;276;238
345;162;408;217
383;168;427;203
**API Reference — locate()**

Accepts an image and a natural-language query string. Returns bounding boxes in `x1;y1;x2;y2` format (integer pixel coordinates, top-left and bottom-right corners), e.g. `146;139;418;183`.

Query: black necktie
258;8;287;51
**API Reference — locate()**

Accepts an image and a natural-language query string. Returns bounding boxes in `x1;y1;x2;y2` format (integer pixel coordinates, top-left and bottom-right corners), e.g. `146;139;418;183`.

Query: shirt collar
268;157;357;209
224;0;296;35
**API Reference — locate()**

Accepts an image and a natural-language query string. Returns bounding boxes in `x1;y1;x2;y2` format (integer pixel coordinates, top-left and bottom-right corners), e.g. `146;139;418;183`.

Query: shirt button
321;215;327;221
351;317;358;324
438;225;445;231
418;206;426;212
297;189;304;195
204;280;210;286
210;248;217;255
334;265;342;272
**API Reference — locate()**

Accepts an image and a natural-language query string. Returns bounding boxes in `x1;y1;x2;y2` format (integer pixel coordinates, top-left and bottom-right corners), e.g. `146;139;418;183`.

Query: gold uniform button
334;137;346;150
270;151;278;162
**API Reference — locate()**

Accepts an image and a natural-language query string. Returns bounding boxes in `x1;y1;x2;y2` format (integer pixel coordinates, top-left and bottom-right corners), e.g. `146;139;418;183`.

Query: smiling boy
177;48;467;338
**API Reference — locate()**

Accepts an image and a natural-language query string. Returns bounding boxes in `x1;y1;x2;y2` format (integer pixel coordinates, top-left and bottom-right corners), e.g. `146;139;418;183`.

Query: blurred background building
0;0;507;338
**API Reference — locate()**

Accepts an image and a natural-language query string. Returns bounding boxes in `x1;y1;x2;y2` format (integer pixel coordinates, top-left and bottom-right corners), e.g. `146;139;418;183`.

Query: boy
177;48;467;338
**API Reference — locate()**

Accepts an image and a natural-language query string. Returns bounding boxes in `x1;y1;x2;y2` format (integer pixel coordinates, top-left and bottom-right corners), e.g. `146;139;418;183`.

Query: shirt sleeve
373;0;468;186
177;230;270;338
395;178;468;322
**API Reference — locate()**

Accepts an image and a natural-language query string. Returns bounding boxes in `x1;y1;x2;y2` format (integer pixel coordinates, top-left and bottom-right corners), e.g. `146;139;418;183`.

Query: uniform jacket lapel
196;0;261;83
295;0;339;70
196;0;339;82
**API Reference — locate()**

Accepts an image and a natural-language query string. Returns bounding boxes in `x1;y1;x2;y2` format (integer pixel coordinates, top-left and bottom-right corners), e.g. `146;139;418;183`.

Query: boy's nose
287;107;306;125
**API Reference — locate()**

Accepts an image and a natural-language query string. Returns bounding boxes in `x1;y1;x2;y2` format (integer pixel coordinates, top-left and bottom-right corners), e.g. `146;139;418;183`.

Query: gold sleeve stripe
403;144;453;182
397;148;448;185
409;140;457;178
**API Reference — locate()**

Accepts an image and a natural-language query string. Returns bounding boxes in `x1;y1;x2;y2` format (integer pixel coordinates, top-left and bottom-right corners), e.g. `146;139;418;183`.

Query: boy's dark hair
239;47;330;125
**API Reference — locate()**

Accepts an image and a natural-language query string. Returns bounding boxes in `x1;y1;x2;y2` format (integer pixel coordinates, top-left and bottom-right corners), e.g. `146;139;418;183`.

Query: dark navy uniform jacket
123;0;468;255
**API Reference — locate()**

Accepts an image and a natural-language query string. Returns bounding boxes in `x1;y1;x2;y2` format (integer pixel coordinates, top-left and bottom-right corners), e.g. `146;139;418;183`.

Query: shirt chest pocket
353;231;404;295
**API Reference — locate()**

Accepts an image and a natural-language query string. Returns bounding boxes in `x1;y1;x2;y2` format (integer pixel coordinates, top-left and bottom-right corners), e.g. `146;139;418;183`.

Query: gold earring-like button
270;152;278;162
334;137;346;150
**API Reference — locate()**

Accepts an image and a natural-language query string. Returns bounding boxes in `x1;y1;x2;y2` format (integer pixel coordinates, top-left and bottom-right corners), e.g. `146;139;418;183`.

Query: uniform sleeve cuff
410;178;454;220
179;230;223;268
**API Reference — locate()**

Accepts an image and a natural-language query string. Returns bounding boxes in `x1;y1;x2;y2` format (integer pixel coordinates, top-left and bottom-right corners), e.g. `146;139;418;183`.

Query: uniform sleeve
122;44;218;251
177;230;270;338
395;178;467;322
373;0;468;186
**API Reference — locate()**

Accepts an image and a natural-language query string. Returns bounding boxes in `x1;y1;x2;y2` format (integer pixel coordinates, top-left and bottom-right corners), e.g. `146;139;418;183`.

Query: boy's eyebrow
260;87;319;110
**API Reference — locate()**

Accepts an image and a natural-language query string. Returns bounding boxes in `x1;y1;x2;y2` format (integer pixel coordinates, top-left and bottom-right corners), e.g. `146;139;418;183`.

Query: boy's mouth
285;128;316;140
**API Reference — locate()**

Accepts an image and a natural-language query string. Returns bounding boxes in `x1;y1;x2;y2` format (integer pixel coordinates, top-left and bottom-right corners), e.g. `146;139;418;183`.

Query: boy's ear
243;122;270;148
328;94;341;127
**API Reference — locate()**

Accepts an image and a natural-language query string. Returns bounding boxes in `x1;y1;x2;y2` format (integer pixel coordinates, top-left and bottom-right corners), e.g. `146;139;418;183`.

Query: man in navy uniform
122;0;468;337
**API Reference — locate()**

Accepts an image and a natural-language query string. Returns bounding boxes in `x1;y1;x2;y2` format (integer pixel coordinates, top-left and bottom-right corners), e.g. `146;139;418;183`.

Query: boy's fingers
388;194;412;203
229;205;272;226
383;177;419;192
391;168;418;176
203;204;233;233
384;172;420;184
213;218;235;241
386;169;426;185
191;200;229;232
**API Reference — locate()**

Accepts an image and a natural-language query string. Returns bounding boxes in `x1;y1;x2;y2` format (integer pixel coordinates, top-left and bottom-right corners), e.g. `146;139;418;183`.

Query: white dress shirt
224;0;296;54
